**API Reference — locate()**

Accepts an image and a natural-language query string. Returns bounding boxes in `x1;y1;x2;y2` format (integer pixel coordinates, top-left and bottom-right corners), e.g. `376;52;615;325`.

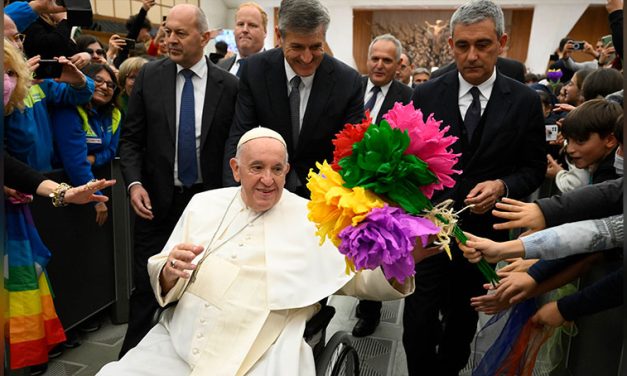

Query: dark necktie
464;86;482;142
364;85;381;111
178;69;198;187
289;76;302;148
235;59;244;78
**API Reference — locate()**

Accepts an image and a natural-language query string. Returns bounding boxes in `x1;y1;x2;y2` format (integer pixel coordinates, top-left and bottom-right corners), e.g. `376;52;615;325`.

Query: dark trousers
355;300;382;321
402;247;486;376
118;186;201;358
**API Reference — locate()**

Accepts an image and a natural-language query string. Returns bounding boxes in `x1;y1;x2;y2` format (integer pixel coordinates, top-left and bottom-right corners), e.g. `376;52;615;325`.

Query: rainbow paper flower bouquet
306;103;499;284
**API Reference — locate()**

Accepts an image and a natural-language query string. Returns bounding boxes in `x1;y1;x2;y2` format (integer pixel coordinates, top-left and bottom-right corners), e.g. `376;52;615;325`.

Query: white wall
525;4;589;74
200;0;229;53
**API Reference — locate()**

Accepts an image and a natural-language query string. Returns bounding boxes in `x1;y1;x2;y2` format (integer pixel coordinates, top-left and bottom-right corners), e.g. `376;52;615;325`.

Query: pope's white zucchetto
237;127;287;149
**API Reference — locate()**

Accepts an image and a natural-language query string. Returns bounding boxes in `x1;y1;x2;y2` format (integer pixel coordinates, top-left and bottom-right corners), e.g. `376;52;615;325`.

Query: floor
36;295;408;376
30;295;561;376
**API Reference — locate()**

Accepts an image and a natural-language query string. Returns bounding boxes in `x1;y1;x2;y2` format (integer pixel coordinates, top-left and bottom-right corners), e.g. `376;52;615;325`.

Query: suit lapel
265;50;292;150
440;72;463;141
378;80;399;123
200;57;222;150
300;55;335;147
162;60;178;142
471;73;511;162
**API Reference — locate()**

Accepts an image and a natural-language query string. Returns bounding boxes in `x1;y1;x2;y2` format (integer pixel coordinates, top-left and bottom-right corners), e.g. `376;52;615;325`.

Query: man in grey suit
402;1;545;374
223;0;364;198
217;2;267;76
118;4;238;357
353;34;413;337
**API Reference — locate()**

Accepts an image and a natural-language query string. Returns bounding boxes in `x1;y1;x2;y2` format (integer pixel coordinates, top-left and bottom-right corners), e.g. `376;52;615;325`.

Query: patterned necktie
289;75;302;148
364;85;381;111
178;69;198;187
464;86;482;142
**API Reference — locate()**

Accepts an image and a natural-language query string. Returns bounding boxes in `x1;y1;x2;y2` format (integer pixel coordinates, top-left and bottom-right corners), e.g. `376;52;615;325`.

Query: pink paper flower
383;102;461;198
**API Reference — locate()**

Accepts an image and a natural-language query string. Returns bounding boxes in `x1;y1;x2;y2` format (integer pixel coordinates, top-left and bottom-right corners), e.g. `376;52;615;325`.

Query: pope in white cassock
99;127;420;376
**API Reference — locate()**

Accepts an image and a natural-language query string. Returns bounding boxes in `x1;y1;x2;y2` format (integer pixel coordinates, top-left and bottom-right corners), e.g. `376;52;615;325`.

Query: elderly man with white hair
99;127;418;376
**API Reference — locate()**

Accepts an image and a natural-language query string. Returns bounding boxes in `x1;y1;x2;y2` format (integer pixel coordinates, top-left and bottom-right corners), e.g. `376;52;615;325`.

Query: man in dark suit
402;1;546;375
353;33;413;337
117;4;238;357
431;55;526;83
223;0;364;198
360;34;413;125
217;2;267;76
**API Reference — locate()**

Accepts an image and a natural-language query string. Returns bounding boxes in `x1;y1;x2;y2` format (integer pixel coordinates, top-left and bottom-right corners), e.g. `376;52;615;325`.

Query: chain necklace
189;190;266;284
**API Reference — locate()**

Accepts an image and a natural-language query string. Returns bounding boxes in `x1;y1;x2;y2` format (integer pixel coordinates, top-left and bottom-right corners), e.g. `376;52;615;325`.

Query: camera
122;38;137;50
34;60;63;79
545;125;559;142
571;41;585;51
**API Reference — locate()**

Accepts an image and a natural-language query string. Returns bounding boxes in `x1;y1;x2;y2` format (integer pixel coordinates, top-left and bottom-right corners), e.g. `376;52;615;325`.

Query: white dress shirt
364;79;393;122
284;60;315;130
457;69;496;119
228;52;243;76
174;58;207;186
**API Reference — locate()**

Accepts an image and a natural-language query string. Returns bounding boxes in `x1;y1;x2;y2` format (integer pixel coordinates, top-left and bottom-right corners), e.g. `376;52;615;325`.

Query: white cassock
99;187;414;376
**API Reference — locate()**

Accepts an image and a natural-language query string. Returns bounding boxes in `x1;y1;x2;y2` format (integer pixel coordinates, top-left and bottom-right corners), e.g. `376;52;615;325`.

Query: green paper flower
338;122;437;214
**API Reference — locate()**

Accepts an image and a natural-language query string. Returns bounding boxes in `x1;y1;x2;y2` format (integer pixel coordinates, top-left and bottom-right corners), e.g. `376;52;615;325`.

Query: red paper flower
331;111;373;170
383;102;461;198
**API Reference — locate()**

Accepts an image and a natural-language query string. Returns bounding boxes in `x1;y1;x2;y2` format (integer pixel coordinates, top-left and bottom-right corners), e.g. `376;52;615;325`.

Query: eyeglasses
93;76;117;90
86;48;106;57
12;34;25;43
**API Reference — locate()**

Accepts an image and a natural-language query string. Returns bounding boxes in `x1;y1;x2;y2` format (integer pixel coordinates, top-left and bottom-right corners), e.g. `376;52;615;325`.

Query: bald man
117;3;239;356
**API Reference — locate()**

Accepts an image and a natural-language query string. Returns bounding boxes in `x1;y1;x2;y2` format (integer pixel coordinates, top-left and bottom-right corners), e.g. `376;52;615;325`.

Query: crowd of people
3;0;624;374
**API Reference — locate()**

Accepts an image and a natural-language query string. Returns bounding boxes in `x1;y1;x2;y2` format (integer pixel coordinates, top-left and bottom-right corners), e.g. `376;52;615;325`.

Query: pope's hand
160;244;204;293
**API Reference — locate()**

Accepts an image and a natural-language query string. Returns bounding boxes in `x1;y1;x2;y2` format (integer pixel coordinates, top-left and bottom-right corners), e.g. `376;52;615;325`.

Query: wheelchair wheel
315;331;359;376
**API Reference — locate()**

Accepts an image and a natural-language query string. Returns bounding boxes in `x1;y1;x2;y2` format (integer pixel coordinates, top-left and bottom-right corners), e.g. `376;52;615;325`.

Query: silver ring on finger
170;259;177;268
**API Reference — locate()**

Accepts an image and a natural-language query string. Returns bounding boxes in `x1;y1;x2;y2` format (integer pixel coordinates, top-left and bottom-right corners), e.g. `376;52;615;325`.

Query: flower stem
434;213;500;286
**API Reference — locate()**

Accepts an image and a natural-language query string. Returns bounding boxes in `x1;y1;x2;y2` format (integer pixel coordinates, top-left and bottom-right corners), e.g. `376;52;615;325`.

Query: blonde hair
237;2;268;32
118;57;148;94
4;40;31;114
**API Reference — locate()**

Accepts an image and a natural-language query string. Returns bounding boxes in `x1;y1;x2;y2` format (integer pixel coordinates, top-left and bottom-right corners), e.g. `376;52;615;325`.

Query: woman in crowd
52;63;122;226
116;56;147;116
4;41;115;374
75;35;108;65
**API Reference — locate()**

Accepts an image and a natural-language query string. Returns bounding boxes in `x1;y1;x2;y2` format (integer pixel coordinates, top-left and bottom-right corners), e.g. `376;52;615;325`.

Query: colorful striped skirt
5;200;66;369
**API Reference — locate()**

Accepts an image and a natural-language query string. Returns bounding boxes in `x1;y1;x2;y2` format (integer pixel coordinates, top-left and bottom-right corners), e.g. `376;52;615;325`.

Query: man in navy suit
223;0;364;198
353;33;413;337
118;4;238;357
402;1;546;374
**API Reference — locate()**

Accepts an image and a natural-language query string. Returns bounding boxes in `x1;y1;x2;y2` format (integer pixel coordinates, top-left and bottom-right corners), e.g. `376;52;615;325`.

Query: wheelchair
305;305;360;376
151;303;359;376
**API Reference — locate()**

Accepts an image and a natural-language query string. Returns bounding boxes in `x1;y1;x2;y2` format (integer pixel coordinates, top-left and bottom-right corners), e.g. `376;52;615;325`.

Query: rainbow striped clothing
5;200;66;369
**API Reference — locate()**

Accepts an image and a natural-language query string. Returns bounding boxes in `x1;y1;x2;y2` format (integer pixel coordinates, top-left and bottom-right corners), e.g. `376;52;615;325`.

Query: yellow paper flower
307;161;385;247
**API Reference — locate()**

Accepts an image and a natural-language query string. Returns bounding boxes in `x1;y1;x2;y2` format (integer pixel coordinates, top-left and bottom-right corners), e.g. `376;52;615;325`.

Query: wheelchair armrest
304;305;336;340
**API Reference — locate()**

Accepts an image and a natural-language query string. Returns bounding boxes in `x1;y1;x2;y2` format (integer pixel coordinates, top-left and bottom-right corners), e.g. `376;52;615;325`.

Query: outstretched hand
491;197;546;236
64;178;116;205
459;232;524;264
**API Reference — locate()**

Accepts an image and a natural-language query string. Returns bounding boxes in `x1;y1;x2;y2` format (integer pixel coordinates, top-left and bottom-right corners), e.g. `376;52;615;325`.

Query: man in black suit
217;2;267;76
402;1;545;375
431;55;526;83
223;0;364;198
353;34;413;337
117;4;238;357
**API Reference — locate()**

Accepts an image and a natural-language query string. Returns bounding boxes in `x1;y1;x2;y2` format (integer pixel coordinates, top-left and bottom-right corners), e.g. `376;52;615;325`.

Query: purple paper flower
338;205;440;283
546;69;563;83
